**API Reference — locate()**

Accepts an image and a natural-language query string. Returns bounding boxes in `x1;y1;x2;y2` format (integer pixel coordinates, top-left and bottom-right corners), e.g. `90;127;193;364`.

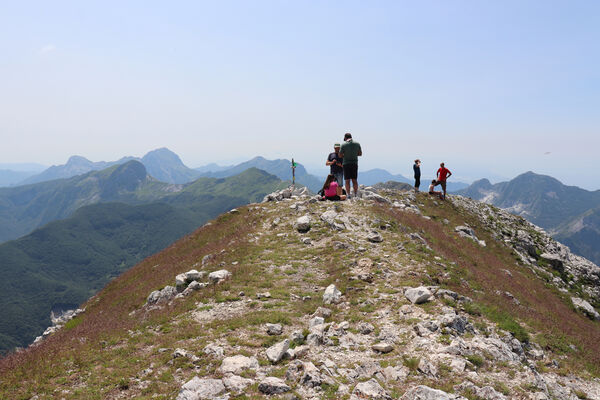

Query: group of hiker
320;133;452;201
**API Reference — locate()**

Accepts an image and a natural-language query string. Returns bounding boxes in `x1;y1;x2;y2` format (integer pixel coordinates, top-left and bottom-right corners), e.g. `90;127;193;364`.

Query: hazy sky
1;1;598;189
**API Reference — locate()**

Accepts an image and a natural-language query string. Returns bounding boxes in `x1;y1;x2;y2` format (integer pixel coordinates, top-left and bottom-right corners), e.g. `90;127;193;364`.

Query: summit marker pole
291;158;297;188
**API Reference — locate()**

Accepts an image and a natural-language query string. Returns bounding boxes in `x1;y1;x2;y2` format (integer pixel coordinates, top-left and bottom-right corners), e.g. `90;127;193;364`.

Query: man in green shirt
339;133;362;198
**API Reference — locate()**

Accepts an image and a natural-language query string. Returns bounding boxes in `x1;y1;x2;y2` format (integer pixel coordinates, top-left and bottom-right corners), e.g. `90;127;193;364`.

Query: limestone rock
372;342;394;353
367;231;384;243
222;375;254;394
351;378;392;400
401;385;453;400
219;355;259;375
258;377;291;395
266;323;283;335
146;285;177;305
323;284;342;304
266;339;290;363
572;297;600;320
185;269;203;282
295;216;311;233
176;377;226;400
203;344;224;358
405;287;433;304
208;269;231;283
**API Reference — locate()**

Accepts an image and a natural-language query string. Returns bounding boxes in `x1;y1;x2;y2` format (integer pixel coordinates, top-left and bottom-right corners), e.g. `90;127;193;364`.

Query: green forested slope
0;167;287;353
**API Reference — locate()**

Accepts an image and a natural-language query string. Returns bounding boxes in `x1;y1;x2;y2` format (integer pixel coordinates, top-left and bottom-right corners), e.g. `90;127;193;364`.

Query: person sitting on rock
428;180;443;200
321;173;347;201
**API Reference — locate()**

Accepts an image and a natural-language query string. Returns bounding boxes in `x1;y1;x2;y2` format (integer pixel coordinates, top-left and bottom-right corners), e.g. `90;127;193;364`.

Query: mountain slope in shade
455;171;600;230
17;148;199;186
20;155;135;185
0;167;287;353
0;170;38;187
0;161;152;242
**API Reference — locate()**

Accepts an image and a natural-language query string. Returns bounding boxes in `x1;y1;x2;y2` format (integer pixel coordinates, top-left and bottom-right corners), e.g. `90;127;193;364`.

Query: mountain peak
4;188;599;398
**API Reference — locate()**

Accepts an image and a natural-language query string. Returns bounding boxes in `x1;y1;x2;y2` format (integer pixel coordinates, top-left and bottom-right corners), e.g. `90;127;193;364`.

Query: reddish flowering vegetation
380;199;600;376
0;207;262;385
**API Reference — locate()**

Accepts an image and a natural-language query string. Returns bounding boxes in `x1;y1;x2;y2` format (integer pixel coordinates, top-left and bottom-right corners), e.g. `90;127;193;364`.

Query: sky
0;1;599;189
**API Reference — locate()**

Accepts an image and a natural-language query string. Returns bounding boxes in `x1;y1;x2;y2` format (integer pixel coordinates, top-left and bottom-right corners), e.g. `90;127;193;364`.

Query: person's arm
447;170;452;178
436;169;440;179
358;145;362;157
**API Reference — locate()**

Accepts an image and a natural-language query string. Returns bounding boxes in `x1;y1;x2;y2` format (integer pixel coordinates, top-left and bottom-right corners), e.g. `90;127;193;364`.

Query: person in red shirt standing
436;162;452;200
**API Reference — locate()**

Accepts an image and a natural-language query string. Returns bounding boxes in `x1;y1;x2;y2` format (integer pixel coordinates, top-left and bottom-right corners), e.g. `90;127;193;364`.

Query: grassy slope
0;193;598;399
0;167;287;353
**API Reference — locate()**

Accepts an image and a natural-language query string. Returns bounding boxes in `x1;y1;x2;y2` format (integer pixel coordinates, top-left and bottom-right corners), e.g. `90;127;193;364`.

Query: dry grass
379;196;600;376
0;207;262;396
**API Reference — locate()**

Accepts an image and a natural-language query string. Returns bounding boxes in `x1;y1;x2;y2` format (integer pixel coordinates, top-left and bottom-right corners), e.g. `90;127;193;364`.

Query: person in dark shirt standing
326;143;344;186
436;162;452;200
339;133;362;198
413;159;421;192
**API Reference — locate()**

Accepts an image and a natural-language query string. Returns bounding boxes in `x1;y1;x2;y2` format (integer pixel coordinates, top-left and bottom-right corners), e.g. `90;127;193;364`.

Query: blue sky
1;1;599;188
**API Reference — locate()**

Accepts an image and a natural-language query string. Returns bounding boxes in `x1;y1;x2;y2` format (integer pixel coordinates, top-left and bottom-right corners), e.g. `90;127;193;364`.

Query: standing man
339;133;362;198
436;162;452;200
326;143;344;186
413;159;421;192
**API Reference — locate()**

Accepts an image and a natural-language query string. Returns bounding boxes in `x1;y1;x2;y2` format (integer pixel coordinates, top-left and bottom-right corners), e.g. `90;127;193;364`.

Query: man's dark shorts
343;163;358;180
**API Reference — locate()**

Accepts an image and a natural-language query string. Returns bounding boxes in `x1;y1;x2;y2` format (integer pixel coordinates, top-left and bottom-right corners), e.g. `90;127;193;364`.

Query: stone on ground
405;286;433;304
323;284;342;304
208;269;231;283
266;339;290;363
176;377;226;400
258;377;291;395
219;355;259;374
400;385;453;400
351;378;392;400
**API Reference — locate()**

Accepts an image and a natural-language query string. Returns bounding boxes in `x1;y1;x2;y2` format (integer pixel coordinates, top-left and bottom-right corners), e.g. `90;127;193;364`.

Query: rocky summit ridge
1;186;599;399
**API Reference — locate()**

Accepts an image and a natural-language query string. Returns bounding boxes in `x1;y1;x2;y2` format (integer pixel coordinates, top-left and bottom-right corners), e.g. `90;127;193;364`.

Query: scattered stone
358;258;374;268
351;378;392;400
173;348;200;363
175;273;188;290
417;359;438;378
313;307;332;318
266;339;290;363
291;330;305;344
358;322;375;334
372;342;394;353
185;269;203;282
258;377;291;395
382;366;409;382
257;291;272;299
146;286;177;305
367;231;384;243
176;377;225;400
203;344;224;358
266;323;283;335
572;297;600;320
295;216;311;233
219;355;259;375
323;284;342;304
222;375;254;394
401;385;453;400
309;316;325;328
208;269;231;283
404;286;433;304
302;237;312;245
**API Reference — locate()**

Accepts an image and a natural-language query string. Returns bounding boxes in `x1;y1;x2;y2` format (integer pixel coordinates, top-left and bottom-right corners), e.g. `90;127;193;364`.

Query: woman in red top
322;174;347;201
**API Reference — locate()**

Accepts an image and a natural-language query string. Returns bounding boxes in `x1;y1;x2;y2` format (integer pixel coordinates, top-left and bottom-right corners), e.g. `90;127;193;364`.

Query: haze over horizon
1;1;598;189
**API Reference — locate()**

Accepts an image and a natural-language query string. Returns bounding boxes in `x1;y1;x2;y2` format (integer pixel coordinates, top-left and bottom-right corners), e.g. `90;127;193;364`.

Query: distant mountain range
455;171;600;265
19;148;198;185
5;148;468;193
0;164;287;353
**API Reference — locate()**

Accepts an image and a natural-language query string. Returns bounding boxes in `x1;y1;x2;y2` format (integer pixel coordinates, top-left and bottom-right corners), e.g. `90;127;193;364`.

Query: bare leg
345;180;351;197
352;179;359;196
